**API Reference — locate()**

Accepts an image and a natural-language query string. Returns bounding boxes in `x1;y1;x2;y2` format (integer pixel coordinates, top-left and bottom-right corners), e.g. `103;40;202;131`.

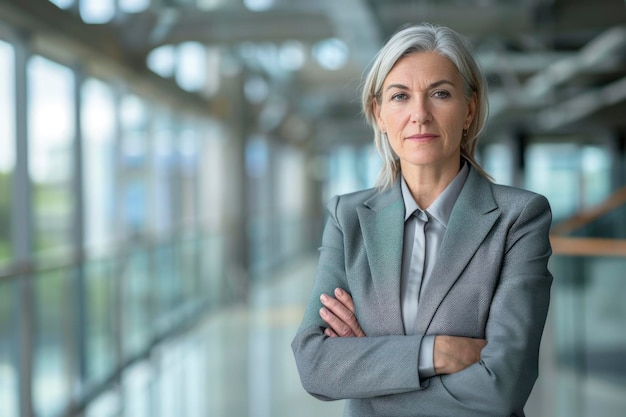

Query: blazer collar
363;179;404;212
356;167;501;335
357;179;406;334
415;167;501;333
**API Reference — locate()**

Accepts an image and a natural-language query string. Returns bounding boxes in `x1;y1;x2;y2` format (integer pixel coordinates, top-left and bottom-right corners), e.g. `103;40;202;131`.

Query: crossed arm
319;287;486;375
292;193;553;415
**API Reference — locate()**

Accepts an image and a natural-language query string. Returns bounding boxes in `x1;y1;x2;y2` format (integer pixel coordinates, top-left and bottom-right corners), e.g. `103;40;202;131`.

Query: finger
320;294;360;334
329;290;365;337
334;288;356;313
320;294;365;337
319;307;355;337
324;327;339;337
336;292;366;337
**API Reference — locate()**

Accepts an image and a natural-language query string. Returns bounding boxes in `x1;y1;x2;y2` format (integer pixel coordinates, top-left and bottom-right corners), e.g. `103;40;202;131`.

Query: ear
372;99;386;132
464;93;477;129
464;93;477;130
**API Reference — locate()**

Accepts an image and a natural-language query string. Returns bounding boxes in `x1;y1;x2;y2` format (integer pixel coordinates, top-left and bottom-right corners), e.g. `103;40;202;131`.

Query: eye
391;92;408;101
433;90;450;99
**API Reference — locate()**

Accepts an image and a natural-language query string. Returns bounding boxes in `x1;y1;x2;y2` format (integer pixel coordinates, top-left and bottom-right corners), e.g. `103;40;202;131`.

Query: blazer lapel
356;182;405;334
415;168;501;334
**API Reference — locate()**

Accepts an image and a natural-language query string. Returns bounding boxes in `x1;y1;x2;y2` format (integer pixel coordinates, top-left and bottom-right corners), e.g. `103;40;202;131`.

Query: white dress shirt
400;161;470;378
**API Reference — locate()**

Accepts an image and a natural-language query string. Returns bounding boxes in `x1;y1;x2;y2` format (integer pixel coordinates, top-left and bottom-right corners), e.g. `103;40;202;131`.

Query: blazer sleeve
437;193;553;414
291;195;429;400
293;192;553;416
358;193;554;417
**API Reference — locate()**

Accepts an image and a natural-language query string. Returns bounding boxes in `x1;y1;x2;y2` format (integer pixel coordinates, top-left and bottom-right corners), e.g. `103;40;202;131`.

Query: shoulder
490;182;549;206
489;182;552;219
463;167;551;216
327;187;378;216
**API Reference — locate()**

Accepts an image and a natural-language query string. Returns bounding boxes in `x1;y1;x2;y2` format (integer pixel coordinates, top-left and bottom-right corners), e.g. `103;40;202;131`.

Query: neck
401;158;462;209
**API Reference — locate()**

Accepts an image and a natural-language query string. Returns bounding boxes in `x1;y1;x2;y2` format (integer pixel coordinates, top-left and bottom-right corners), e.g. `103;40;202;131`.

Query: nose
410;98;432;124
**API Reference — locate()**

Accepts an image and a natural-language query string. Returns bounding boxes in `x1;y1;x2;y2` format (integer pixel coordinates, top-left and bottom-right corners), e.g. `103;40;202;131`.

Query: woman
291;23;553;417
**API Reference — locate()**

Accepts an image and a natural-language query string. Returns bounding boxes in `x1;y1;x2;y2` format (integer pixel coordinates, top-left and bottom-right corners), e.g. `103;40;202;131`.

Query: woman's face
374;51;476;172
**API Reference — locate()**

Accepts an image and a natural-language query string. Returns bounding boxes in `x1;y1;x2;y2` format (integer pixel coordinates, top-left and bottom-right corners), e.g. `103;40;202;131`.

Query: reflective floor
83;256;344;417
81;255;626;417
193;257;345;417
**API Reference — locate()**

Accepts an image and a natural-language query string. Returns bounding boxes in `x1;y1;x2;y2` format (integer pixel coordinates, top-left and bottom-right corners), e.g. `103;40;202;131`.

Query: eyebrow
385;79;456;92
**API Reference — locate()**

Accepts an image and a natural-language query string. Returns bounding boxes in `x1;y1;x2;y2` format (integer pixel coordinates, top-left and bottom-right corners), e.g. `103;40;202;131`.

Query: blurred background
0;0;625;416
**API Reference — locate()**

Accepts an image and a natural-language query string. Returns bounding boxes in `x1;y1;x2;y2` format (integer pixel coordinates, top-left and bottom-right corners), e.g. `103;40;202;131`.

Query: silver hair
361;22;492;189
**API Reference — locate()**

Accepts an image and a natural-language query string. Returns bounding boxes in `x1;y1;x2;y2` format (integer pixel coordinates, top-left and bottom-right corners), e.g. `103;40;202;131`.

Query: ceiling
1;0;625;148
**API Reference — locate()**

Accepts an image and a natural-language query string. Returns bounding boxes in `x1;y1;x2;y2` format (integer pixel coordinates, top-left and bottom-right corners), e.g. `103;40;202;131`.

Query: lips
406;133;438;141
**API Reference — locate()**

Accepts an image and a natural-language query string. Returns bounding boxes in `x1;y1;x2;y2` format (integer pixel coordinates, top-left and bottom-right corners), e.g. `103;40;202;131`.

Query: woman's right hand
433;335;487;374
319;288;366;337
318;288;485;376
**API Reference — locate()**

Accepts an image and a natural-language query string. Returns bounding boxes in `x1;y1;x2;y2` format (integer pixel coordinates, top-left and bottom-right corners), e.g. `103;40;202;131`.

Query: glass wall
28;55;75;260
525;143;612;222
81;78;117;259
0;40;14;264
324;144;380;201
81;78;118;388
0;31;250;416
548;252;626;416
0;38;18;417
27;55;76;417
197;122;227;306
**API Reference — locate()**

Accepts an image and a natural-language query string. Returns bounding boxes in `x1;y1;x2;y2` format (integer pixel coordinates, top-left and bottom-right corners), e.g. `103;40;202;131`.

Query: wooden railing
550;186;626;257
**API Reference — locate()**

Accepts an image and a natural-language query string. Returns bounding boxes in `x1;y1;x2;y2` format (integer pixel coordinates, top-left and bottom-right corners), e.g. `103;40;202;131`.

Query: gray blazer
292;166;553;417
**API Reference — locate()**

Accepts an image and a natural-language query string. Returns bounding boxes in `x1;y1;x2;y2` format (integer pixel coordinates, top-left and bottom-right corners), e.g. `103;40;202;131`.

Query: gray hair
362;22;492;189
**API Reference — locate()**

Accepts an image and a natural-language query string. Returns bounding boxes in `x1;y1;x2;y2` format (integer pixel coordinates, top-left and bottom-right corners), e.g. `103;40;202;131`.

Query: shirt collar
401;160;470;227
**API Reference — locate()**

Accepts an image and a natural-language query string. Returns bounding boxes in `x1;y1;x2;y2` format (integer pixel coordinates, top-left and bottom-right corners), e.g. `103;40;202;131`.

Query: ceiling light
312;38;349;71
244;0;273;12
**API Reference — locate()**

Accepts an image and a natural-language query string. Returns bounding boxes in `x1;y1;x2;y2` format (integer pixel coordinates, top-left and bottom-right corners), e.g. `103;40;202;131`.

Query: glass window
28;55;75;261
483;143;514;186
325;145;361;200
122;362;152;417
151;107;174;238
198;122;226;305
580;145;611;209
0;39;17;417
276;145;306;259
33;268;75;417
120;94;149;239
28;55;76;417
84;259;117;387
0;281;18;417
81;79;119;386
179;123;199;230
525;143;581;221
525;143;612;222
122;249;151;358
177;122;200;305
81;78;117;258
119;94;152;357
0;40;15;265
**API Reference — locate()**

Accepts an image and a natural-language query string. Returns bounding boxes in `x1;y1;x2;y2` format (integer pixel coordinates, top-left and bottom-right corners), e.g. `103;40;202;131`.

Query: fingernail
319;307;327;317
335;288;343;296
320;294;327;302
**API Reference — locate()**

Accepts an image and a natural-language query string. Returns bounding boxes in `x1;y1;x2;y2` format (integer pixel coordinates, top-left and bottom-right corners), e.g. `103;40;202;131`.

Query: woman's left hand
319;288;366;337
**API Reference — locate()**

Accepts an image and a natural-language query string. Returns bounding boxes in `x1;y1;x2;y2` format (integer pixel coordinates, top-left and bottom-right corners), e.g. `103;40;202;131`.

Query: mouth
405;133;438;141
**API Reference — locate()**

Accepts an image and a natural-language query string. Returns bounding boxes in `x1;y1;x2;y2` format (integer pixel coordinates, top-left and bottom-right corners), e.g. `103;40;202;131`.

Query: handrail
550;185;626;257
551;186;626;236
550;236;626;257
